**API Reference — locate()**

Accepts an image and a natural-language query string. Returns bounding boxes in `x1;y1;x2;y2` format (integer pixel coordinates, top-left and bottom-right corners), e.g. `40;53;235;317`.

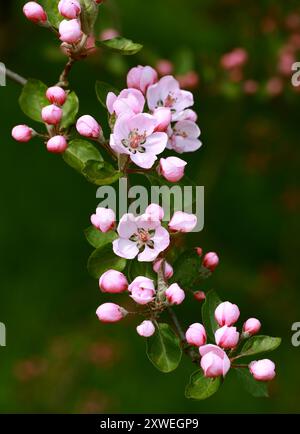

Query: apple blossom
110;113;168;169
58;0;81;19
46;135;68;153
127;65;158;94
168;211;197;233
153;258;173;279
11;125;33;142
136;320;155;337
165;283;185;305
249;359;276;381
46;86;67;106
152;107;172;132
185;323;206;347
96;303;127;323
145;204;164;221
199;344;231;378
76;115;102;139
167;120;202;153
23;2;47;24
243;318;261;336
59;19;82;44
215;326;240;349
42;104;63;125
106;89;145;118
147;75;194;121
203;252;219;272
215;302;240;327
99;270;128;294
90;207;116;232
159;156;187;182
128;276;156;305
113;213;170;262
176;109;198;122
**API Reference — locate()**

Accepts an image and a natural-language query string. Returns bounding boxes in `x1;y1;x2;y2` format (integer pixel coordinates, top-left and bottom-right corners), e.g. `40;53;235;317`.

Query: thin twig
57;58;77;88
168;307;185;342
5;68;27;86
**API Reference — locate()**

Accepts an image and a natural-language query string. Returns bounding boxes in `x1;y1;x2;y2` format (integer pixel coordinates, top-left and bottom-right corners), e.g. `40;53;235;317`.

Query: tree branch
5;68;27;86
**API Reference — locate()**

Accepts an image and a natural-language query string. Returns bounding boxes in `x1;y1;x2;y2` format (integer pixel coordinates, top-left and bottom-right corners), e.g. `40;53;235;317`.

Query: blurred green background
0;0;299;413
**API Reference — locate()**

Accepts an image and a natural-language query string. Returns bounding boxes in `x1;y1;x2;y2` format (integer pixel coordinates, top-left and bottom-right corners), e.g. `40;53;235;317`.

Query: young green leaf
236;335;281;360
87;243;126;279
97;36;143;56
202;290;222;342
172;250;201;289
63;139;103;173
19;79;48;123
60;91;79;129
95;81;119;108
146;323;182;373
42;0;62;28
185;370;221;400
84;226;117;249
235;368;269;398
128;260;156;281
80;0;98;34
82;160;123;185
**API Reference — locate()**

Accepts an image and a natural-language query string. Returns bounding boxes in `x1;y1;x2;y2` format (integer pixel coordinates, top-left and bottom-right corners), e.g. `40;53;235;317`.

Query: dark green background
0;0;299;413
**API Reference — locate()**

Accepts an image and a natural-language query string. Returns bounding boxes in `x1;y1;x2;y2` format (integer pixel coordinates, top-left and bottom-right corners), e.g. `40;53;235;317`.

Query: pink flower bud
58;0;81;19
76;115;102;139
159;157;187;183
11;125;33;142
195;247;203;257
203;252;219;272
243;318;261;336
193;291;206;302
41;105;63;125
199;344;231;378
99;270;128;294
127;65;158;94
136;320;155;337
185;323;206;347
90;207;116;232
46;86;67;106
153;259;173;279
152;107;171;132
156;59;173;76
128;276;156;305
215;301;240;327
165;283;185;305
215;325;239;349
96;302;127;323
23;2;47;23
249;359;276;381
59;19;82;44
220;48;248;70
168;211;197;233
46;135;68;153
145;203;164;221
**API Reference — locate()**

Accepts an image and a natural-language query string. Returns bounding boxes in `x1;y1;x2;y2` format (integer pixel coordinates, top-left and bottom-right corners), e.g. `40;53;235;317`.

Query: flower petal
113;238;139;259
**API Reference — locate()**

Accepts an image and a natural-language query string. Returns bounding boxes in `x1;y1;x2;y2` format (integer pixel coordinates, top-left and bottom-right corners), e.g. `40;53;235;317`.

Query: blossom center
130;228;155;249
121;129;147;154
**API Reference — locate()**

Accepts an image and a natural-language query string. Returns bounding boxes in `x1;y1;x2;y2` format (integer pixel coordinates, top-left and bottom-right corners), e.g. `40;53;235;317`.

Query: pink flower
176;109;198;122
199;344;231;378
152;107;172;132
203;252;219;272
127;65;158;94
147;76;194;121
176;71;199;90
46;86;67;106
58;0;81;19
215;326;239;349
249;359;276;381
153;258;173;279
193;291;206;302
136;320;155;337
41;105;63;125
11;125;33;142
220;48;248;70
106;89;145;117
23;2;47;23
113;213;170;262
159;157;187;182
185;323;206;347
110;114;168;169
156;59;174;76
96;303;127;323
167;121;202;153
165;283;185;305
100;28;120;40
99;270;128;294
215;302;240;327
59;19;82;44
168;211;197;233
128;276;156;305
243;318;261;336
90;207;116;232
76;115;102;139
145;204;164;221
46;135;68;153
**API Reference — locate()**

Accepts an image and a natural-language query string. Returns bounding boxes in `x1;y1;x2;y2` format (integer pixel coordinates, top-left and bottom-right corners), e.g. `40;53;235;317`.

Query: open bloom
90;207;116;232
58;0;81;19
165;283;185;305
176;109;198;122
215;326;239;349
249;359;276;381
167;121;202;153
168;211;197;233
215;302;240;327
199;344;231;378
107;89;145;118
159;156;187;182
99;270;128;294
113;213;170;262
185;323;207;347
128;276;156;305
110;114;168;169
147;75;194;121
127;65;158;94
136;320;155;337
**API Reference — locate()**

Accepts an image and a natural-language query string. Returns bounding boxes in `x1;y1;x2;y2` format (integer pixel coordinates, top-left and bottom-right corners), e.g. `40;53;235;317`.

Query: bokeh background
0;0;300;413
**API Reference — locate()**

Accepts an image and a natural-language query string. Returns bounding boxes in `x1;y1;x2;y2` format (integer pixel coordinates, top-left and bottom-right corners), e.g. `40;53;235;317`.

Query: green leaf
60;91;79;129
95;81;119;108
82;160;123;185
84;226;117;249
235;368;269;398
172;250;201;289
80;0;98;34
97;36;143;56
87;243;126;279
19;79;48;123
128;261;156;281
42;0;62;28
63;139;103;173
236;336;282;360
185;370;221;400
146;323;182;373
202;290;222;342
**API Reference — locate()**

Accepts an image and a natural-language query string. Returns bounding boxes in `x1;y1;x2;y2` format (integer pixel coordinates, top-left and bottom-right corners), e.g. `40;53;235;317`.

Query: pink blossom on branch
128;276;156;305
23;2;47;24
59;19;82;44
99;270;128;294
168;211;197;233
12;125;33;142
127;65;158;94
90;207;116;232
58;0;81;19
215;325;240;349
165;283;185;305
199;344;231;378
185;323;207;347
249;359;276;381
46;135;68;153
243;318;261;336
96;303;127;323
215;301;240;327
41;105;63;125
106;89;145;118
159;156;187;182
202;252;219;272
136;320;155;337
153;258;173;279
76;115;102;139
167;120;202;154
46;86;67;106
